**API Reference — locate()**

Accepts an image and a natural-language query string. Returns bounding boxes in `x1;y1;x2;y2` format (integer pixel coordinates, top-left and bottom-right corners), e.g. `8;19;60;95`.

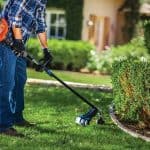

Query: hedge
26;38;94;71
112;57;150;128
86;37;149;74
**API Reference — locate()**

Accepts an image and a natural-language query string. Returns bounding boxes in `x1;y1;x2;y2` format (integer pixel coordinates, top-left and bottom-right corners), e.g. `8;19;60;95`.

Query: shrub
112;57;150;127
87;50;113;74
86;37;149;74
26;38;93;71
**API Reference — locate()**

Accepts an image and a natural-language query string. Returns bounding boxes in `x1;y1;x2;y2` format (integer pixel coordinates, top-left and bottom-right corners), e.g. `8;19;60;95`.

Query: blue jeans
0;43;27;131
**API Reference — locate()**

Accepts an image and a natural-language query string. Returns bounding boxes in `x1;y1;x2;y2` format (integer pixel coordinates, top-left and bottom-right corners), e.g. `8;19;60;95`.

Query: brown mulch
116;115;150;138
124;123;150;138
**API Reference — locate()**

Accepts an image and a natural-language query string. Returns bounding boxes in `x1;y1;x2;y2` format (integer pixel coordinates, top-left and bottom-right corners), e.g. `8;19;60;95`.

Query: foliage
140;0;150;4
0;0;3;4
86;37;149;74
47;0;83;40
87;50;113;75
0;0;4;10
26;38;93;71
112;57;150;127
143;20;150;54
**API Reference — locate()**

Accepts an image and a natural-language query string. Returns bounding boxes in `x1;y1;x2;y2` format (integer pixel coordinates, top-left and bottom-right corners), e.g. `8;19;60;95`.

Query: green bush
87;50;113;74
26;38;93;71
144;20;150;54
112;57;150;127
87;37;149;74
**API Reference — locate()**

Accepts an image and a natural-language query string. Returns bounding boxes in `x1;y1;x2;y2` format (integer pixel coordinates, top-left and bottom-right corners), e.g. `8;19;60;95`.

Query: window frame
46;9;67;39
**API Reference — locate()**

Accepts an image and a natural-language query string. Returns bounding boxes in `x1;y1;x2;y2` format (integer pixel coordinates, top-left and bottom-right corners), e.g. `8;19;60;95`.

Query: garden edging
27;78;112;93
109;105;150;142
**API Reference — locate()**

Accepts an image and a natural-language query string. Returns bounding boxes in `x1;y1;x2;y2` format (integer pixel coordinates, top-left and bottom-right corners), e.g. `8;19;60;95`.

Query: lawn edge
27;78;112;93
109;105;150;142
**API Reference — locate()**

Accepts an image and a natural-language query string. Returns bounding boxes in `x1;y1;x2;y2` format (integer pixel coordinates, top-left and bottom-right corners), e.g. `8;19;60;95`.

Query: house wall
82;0;124;49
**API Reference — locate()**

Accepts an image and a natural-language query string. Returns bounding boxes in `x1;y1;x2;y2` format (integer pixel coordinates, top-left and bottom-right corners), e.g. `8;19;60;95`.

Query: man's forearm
12;26;23;39
12;27;48;49
11;26;26;56
38;32;48;49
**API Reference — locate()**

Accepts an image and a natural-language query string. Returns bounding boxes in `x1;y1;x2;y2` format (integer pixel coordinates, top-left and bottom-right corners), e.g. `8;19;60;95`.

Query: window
46;10;67;39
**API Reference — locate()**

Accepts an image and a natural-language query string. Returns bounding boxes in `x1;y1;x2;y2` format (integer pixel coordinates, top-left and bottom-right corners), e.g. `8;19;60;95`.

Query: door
88;14;110;51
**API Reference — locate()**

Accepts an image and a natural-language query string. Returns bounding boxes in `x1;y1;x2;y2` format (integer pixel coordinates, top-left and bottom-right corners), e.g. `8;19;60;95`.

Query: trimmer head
75;108;104;126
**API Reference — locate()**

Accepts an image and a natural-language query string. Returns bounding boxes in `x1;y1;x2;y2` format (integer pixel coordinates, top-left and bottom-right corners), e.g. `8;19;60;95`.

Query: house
82;0;124;50
0;0;125;50
46;0;125;51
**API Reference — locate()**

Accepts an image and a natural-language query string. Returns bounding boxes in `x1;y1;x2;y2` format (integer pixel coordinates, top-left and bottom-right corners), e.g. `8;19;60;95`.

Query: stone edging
109;105;150;142
27;78;112;93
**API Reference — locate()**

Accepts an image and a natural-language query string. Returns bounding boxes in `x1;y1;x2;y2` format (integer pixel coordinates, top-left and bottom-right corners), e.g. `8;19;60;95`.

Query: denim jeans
0;43;27;131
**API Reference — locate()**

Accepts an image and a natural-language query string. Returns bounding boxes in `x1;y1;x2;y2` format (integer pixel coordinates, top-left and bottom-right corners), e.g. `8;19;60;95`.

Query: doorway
88;14;110;51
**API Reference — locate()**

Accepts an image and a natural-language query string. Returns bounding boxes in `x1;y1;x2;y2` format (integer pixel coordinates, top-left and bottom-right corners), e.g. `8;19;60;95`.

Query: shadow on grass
33;125;58;134
25;85;112;110
25;123;150;150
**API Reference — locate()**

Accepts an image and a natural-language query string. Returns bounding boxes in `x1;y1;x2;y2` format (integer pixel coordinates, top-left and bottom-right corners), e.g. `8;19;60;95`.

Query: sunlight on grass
27;68;112;86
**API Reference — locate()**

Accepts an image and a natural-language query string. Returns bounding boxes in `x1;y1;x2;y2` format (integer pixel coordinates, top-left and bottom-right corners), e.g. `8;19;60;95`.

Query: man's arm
37;32;48;49
12;26;22;39
37;31;53;64
11;26;25;57
8;0;25;40
8;0;25;34
35;2;47;35
8;0;25;55
35;2;53;64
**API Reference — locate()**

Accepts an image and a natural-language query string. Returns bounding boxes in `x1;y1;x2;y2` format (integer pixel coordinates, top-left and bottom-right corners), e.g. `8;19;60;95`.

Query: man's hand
35;48;53;72
12;39;25;57
43;48;53;64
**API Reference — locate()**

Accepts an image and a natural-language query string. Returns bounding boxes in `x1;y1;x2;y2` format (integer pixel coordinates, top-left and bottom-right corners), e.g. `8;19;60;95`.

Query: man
0;0;52;136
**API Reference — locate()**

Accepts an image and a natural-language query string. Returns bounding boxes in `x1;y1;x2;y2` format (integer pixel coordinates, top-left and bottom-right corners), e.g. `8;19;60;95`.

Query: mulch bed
122;123;150;138
116;115;150;138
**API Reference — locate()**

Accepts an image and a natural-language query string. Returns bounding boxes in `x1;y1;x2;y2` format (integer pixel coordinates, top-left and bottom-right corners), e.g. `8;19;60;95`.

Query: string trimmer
24;52;105;126
0;18;105;126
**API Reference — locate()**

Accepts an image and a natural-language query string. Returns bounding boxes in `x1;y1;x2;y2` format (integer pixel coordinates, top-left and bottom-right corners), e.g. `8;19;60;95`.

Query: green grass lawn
27;68;112;86
0;85;149;150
